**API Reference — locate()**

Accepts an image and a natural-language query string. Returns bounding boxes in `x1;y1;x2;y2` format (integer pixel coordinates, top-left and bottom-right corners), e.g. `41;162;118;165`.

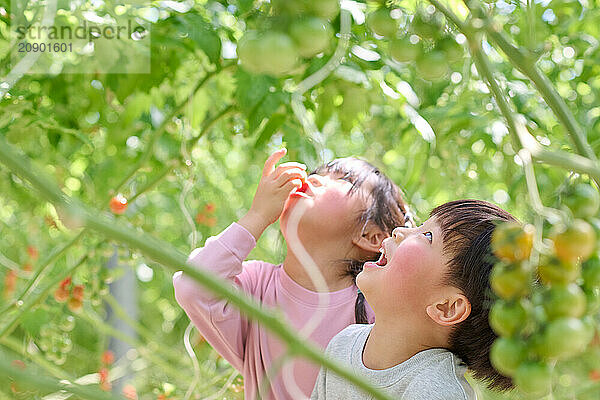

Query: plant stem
127;103;234;206
291;7;353;162
0;335;73;380
427;0;600;185
0;356;122;400
0;136;394;400
462;0;597;162
111;63;235;197
75;311;190;380
469;40;600;183
187;104;235;149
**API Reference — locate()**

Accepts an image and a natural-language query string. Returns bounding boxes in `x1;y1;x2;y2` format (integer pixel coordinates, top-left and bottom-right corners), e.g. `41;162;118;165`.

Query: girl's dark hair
430;199;517;391
311;158;412;324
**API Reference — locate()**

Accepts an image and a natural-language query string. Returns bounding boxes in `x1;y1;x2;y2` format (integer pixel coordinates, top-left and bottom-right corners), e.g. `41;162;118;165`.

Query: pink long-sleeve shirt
173;222;374;400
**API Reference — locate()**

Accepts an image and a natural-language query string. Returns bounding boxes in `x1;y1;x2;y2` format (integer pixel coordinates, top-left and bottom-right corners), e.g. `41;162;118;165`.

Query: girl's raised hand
238;148;307;240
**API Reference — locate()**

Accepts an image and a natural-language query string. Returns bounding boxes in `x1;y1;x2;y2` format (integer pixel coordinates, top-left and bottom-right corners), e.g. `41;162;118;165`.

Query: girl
312;200;517;399
173;148;411;399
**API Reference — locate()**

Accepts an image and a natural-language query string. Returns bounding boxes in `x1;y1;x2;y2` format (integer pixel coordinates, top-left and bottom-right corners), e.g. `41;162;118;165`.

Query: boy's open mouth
376;247;388;266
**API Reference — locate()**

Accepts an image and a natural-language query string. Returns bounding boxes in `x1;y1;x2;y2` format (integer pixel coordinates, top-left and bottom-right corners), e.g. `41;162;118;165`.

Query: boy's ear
352;223;387;253
425;294;471;327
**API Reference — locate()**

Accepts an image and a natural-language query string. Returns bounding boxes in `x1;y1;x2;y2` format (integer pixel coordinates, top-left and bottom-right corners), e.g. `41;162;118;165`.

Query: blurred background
1;0;600;398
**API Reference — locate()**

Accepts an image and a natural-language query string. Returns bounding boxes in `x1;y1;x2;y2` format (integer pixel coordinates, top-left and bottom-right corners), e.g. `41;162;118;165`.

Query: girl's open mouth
290;189;310;199
290;180;311;198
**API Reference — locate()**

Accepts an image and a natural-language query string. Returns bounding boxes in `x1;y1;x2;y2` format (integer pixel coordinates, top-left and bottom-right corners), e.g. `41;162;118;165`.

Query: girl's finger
262;148;287;177
275;170;307;187
282;179;303;193
277;162;307;171
274;164;308;180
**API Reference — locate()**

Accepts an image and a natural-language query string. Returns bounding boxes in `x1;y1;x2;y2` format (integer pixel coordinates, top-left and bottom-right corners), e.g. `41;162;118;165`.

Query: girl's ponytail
344;259;369;324
355;290;368;324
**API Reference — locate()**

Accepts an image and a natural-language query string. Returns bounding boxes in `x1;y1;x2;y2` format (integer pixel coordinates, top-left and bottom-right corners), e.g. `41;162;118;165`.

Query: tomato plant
1;0;600;399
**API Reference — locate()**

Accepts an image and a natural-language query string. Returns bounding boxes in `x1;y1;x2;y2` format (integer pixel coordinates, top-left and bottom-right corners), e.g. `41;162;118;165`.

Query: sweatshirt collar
277;265;358;308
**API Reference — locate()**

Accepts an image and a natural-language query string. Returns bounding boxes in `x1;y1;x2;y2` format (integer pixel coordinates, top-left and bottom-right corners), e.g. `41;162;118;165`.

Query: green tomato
490;263;531;300
289;17;332;58
551;219;597;264
306;0;339;20
489;299;528;337
492;221;535;262
389;36;421;63
237;31;264;74
585;287;600;315
583;256;600;290
58;336;73;353
563;183;600;218
366;8;398;38
271;0;307;15
539;317;592;360
538;255;581;285
410;11;444;40
542;283;587;320
490;337;527;376
58;315;75;332
581;315;597;344
514;361;552;397
261;32;298;76
415;51;449;81
239;31;298;77
436;36;464;63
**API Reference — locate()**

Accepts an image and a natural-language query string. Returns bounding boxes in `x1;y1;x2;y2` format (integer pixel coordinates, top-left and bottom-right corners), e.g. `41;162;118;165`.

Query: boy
312;200;515;399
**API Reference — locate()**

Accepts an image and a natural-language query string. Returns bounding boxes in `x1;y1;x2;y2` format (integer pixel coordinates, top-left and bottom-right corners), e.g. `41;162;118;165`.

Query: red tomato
102;350;115;365
297;178;309;193
67;297;83;312
72;284;84;301
110;194;128;215
27;245;39;260
54;287;69;303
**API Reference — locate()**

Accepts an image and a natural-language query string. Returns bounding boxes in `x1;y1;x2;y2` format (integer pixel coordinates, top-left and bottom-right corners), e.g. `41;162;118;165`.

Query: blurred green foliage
1;0;599;398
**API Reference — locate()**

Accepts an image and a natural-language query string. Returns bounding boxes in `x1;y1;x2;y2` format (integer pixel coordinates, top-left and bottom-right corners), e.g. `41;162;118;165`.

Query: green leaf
236;0;254;14
235;69;283;133
20;308;50;337
235;69;275;116
178;13;221;64
248;91;287;134
255;113;287;148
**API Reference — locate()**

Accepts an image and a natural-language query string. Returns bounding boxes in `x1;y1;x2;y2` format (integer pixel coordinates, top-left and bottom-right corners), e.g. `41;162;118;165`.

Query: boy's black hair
430;199;516;391
312;158;412;324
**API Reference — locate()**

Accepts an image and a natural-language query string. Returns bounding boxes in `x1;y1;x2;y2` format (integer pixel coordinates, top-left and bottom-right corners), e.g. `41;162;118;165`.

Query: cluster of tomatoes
53;276;85;312
237;0;338;76
37;315;75;366
366;5;463;81
3;245;38;300
98;350;114;391
195;202;218;228
490;183;600;397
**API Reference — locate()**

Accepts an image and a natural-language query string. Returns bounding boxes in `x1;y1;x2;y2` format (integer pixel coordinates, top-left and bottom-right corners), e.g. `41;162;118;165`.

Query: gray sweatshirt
311;324;477;400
